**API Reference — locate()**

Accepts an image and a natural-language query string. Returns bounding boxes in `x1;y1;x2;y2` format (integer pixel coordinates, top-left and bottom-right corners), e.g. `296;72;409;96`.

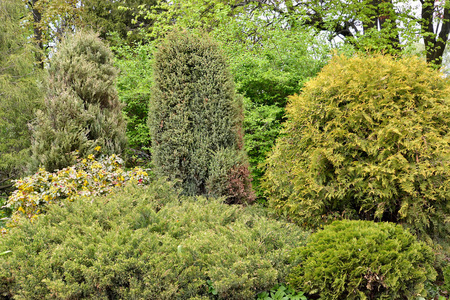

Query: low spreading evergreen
0;182;306;299
30;31;127;172
149;30;254;203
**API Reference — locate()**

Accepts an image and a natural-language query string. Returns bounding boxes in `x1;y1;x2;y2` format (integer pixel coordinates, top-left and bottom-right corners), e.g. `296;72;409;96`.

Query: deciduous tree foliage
114;43;154;161
81;0;158;45
227;27;329;201
25;0;82;65
139;0;450;68
0;0;44;185
291;0;450;66
149;30;254;203
31;31;127;172
263;54;450;241
24;0;158;63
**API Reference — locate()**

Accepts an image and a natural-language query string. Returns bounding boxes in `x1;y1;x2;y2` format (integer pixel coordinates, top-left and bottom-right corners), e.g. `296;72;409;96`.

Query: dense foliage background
0;0;449;298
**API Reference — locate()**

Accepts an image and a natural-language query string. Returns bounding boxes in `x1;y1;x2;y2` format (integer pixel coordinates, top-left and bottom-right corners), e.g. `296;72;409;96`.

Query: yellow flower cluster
4;152;150;228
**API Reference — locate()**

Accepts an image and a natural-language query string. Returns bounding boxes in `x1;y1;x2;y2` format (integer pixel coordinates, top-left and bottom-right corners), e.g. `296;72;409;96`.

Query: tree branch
0;183;13;191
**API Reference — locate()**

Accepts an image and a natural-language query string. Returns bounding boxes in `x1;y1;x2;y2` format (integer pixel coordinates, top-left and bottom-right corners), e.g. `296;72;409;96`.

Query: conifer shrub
31;31;127;172
0;182;306;299
149;29;254;203
206;148;254;204
263;54;450;240
288;220;437;300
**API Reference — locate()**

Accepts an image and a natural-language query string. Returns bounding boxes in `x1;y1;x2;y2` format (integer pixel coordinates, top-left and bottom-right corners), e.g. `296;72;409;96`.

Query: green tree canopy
132;0;450;68
0;0;44;185
25;0;82;65
113;43;154;162
224;27;329;201
81;0;158;45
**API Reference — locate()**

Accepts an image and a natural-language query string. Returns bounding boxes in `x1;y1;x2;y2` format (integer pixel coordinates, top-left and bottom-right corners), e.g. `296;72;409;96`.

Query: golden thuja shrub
263;54;450;240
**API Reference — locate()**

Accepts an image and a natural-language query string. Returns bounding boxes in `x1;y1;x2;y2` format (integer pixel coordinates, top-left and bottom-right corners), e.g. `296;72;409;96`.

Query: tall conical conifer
31;31;127;172
149;30;254;203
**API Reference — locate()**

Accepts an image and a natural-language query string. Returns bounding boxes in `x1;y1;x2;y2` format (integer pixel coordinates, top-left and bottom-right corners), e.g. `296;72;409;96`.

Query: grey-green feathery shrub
262;54;450;240
288;220;437;300
149;29;254;203
0;182;307;299
30;31;127;172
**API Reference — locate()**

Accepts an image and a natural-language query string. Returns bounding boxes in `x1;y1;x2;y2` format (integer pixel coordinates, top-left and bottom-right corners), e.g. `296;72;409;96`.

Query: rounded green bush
0;181;307;299
263;54;450;240
288;220;437;300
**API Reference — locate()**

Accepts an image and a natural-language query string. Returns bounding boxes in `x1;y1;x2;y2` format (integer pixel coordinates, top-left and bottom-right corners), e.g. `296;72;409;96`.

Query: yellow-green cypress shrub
443;265;450;293
30;31;127;172
263;54;450;240
149;30;254;202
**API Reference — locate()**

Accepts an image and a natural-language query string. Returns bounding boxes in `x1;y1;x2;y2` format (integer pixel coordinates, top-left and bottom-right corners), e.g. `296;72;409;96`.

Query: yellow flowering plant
3;149;150;230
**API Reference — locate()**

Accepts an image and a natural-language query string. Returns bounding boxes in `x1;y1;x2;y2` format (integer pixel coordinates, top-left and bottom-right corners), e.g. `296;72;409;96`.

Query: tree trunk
28;0;44;68
421;0;450;68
